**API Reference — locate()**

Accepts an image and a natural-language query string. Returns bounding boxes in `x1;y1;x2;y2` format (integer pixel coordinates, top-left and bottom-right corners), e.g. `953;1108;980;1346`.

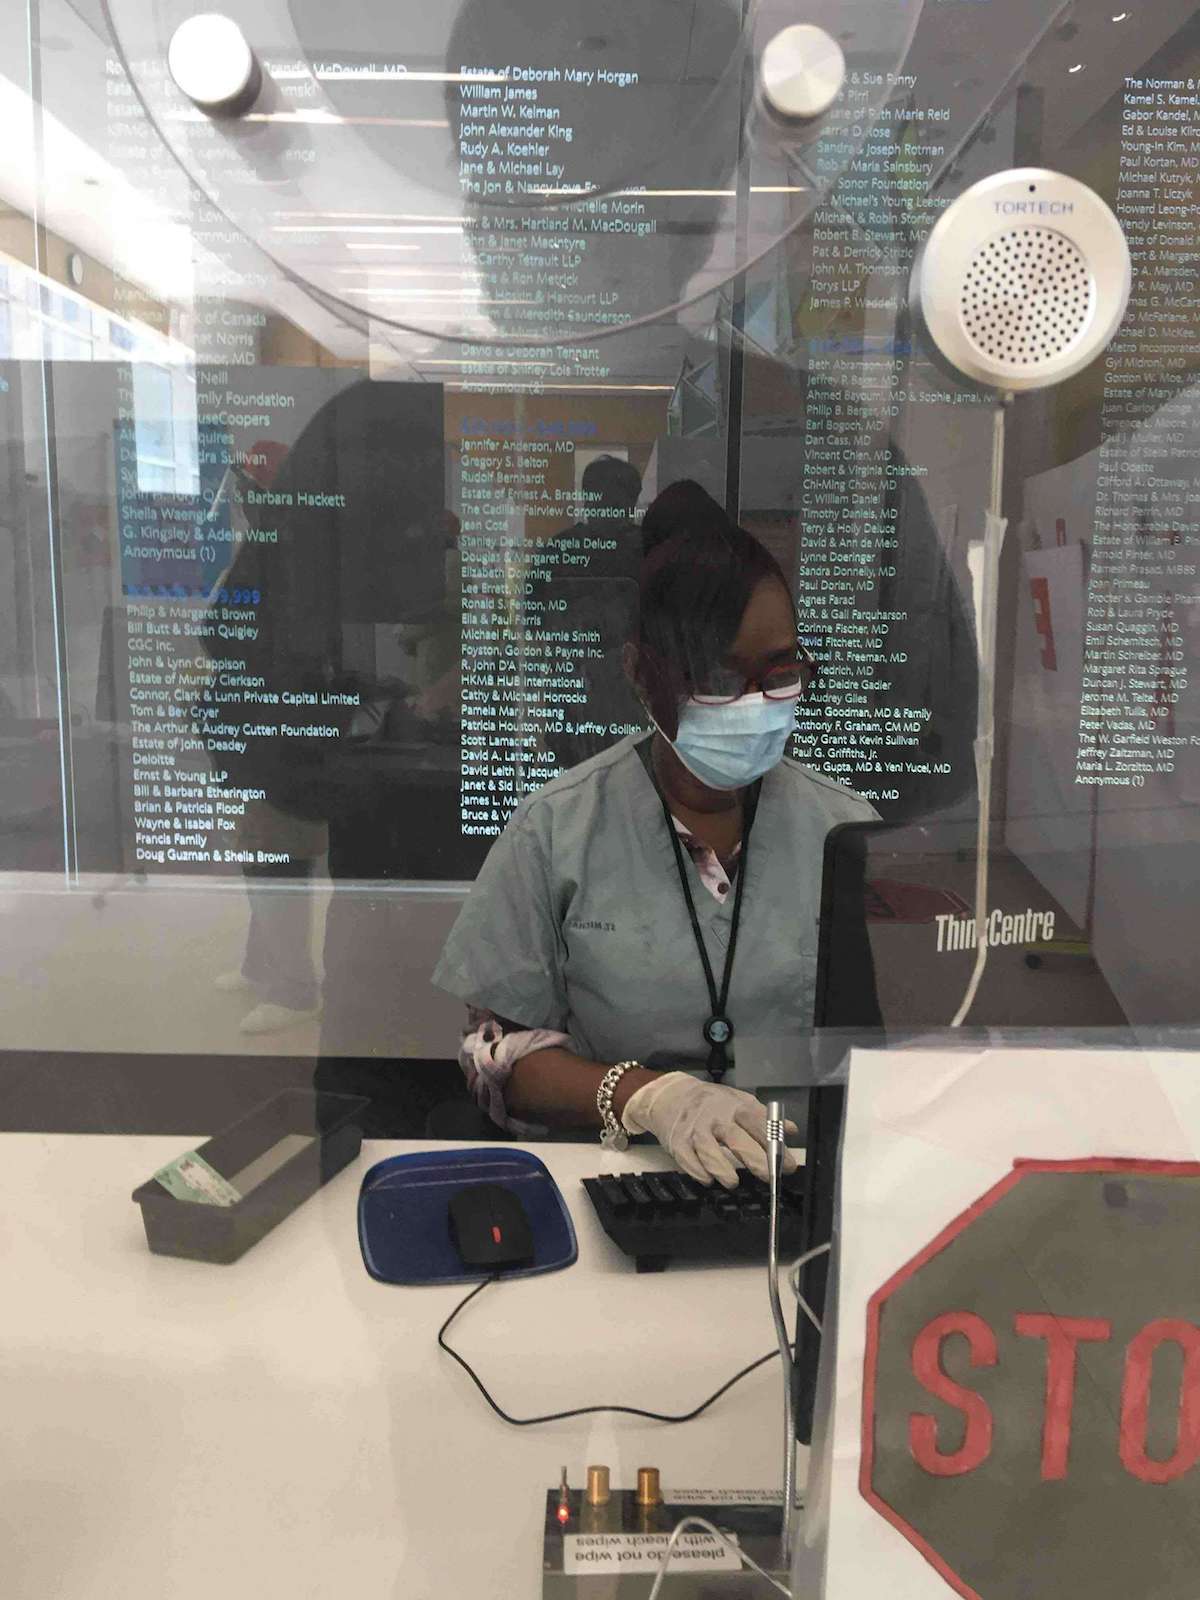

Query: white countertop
3;1135;798;1600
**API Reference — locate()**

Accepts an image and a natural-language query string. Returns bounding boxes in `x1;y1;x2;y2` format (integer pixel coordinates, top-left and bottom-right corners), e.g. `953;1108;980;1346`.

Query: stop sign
861;1158;1200;1600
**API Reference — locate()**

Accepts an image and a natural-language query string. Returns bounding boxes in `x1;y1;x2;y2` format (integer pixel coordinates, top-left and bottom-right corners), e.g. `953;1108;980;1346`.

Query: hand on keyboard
583;1167;807;1271
620;1072;799;1188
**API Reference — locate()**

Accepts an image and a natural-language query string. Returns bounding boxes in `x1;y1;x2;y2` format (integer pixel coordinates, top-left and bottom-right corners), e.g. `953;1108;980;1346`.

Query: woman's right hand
620;1071;799;1189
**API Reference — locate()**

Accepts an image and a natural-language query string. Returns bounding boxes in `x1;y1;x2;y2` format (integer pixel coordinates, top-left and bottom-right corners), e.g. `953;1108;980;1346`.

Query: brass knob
636;1467;662;1506
586;1465;611;1506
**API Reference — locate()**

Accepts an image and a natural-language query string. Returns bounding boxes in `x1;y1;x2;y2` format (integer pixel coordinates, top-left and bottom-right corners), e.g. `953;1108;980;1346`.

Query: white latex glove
621;1072;800;1189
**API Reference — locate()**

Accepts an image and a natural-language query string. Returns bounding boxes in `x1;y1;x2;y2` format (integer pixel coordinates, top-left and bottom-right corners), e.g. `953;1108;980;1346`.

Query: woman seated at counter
433;488;877;1187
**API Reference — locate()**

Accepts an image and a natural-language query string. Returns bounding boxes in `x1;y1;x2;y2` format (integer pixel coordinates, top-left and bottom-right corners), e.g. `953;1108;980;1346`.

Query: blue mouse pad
357;1146;578;1285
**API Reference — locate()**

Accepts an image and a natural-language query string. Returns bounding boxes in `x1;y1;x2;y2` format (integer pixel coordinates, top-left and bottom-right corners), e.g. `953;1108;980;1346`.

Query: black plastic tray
132;1089;370;1264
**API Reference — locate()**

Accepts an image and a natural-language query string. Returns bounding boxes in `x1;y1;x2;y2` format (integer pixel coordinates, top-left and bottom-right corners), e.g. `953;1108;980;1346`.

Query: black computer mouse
447;1182;535;1269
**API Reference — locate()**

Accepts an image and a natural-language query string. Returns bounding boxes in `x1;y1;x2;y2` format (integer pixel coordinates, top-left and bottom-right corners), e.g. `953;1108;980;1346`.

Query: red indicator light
492;1225;502;1244
557;1502;570;1525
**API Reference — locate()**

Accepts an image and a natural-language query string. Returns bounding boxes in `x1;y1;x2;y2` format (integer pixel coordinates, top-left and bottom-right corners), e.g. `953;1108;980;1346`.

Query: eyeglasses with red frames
687;643;819;706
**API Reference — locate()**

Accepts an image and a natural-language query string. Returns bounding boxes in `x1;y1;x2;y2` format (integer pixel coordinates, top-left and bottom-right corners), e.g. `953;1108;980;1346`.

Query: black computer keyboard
581;1167;806;1272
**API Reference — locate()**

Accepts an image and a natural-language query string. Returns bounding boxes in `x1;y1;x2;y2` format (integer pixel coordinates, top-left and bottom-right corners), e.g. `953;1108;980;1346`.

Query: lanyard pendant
704;1015;733;1082
647;756;760;1094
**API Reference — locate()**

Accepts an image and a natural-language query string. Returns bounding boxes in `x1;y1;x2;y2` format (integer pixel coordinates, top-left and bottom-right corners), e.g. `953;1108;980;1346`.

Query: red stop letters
1014;1313;1112;1480
909;1312;997;1476
909;1312;1200;1482
1119;1319;1200;1484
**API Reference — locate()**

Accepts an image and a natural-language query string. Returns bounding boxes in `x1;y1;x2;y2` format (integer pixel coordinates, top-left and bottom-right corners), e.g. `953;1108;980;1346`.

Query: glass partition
2;0;1197;1103
5;5;1200;1598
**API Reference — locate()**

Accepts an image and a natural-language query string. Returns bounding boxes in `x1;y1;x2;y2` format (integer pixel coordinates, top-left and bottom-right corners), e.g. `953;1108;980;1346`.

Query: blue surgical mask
666;692;797;791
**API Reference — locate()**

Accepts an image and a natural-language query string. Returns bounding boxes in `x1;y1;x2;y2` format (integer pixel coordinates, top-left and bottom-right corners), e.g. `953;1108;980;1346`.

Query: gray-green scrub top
433;733;878;1079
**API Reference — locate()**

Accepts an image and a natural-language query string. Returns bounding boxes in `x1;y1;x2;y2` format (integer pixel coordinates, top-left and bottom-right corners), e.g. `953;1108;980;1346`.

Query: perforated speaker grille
960;227;1093;367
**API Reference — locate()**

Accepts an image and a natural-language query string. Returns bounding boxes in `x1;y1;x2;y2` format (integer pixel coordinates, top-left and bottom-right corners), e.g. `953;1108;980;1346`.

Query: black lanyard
651;772;762;1082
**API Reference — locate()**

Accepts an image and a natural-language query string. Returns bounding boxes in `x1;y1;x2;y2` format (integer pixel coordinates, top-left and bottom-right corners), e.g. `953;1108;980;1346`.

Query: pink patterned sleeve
458;1006;569;1136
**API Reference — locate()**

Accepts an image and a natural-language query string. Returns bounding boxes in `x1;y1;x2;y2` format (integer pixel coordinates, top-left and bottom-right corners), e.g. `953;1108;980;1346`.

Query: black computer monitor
791;807;1136;1441
793;820;884;1445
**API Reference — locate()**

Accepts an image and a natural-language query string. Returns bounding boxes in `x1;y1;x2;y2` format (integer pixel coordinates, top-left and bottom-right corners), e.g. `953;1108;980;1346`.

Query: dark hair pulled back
632;481;793;737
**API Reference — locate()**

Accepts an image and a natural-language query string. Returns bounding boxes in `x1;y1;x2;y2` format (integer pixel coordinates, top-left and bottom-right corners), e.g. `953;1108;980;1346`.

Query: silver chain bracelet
596;1060;641;1150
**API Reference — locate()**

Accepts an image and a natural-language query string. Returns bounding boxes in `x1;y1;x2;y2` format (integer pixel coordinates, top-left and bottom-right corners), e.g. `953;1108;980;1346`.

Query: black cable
437;1274;793;1427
